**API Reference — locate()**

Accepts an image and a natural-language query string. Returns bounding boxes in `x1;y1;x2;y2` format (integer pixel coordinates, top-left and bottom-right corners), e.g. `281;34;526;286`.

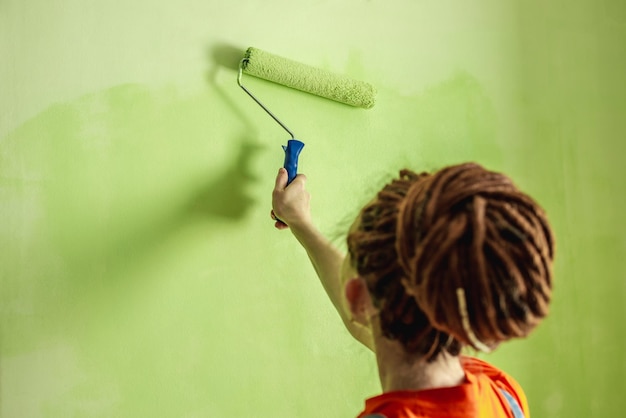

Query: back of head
347;163;555;359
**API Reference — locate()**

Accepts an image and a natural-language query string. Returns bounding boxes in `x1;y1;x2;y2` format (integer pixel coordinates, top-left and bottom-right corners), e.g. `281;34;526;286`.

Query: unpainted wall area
1;0;624;417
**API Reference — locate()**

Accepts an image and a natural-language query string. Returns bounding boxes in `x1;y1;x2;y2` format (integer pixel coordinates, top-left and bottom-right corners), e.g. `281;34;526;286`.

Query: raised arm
271;168;374;351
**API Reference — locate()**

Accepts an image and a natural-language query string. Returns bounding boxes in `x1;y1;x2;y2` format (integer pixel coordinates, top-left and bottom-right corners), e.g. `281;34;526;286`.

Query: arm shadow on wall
186;139;262;220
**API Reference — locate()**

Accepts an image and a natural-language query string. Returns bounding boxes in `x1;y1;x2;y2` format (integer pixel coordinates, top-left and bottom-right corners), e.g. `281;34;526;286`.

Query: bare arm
271;168;374;351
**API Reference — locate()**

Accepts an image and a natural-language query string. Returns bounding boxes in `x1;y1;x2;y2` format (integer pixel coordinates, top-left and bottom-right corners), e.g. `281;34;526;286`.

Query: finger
274;167;288;191
271;209;287;228
274;220;289;230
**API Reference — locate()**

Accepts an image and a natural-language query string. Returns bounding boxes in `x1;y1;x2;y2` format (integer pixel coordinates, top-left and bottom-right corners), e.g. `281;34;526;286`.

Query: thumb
274;167;288;191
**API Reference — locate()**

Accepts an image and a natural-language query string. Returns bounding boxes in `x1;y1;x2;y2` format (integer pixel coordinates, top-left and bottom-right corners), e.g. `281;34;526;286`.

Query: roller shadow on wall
192;42;265;219
207;43;256;135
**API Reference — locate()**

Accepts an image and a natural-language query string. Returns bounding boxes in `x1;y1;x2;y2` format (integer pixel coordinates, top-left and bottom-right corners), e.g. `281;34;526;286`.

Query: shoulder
461;356;530;416
462;355;522;388
357;400;404;418
358;389;465;418
357;392;429;418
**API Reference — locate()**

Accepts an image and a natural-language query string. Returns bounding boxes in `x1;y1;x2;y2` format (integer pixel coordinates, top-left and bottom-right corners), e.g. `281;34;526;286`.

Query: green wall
1;1;624;417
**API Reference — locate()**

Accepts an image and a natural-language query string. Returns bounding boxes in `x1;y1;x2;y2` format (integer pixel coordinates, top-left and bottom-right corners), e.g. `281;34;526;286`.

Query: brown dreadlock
347;163;555;360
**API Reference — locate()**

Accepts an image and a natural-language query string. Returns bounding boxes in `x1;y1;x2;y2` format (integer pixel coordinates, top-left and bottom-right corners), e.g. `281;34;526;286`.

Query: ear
345;277;376;326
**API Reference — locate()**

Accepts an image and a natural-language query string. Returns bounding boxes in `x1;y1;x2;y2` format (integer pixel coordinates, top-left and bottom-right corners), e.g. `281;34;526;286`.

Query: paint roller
237;47;376;184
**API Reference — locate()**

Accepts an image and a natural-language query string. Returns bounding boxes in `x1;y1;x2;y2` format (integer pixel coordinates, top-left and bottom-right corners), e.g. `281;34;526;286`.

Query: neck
374;336;466;392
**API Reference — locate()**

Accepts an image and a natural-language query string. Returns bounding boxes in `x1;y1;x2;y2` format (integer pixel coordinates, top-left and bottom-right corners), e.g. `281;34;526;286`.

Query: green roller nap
241;47;376;109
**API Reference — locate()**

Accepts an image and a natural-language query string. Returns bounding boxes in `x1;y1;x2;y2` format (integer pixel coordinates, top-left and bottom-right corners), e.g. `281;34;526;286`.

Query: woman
271;162;555;418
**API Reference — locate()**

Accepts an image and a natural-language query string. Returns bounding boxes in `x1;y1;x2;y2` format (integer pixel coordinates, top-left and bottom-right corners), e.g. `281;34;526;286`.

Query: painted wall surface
1;1;624;417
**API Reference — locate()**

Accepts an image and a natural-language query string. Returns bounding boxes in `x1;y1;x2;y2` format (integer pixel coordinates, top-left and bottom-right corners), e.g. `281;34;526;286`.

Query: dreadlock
347;163;554;360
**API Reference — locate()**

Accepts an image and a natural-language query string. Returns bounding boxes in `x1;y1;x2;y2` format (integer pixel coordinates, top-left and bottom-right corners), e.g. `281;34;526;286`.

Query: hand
271;168;311;230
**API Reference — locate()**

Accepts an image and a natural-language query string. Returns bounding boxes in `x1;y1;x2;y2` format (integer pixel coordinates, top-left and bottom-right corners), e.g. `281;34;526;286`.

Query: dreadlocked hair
347;163;555;360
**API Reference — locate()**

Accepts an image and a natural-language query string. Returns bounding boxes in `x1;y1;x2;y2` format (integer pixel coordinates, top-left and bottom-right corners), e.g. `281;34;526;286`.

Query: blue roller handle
282;139;305;184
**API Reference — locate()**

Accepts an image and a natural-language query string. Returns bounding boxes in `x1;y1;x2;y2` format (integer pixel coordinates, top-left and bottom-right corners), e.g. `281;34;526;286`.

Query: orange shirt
357;356;529;418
